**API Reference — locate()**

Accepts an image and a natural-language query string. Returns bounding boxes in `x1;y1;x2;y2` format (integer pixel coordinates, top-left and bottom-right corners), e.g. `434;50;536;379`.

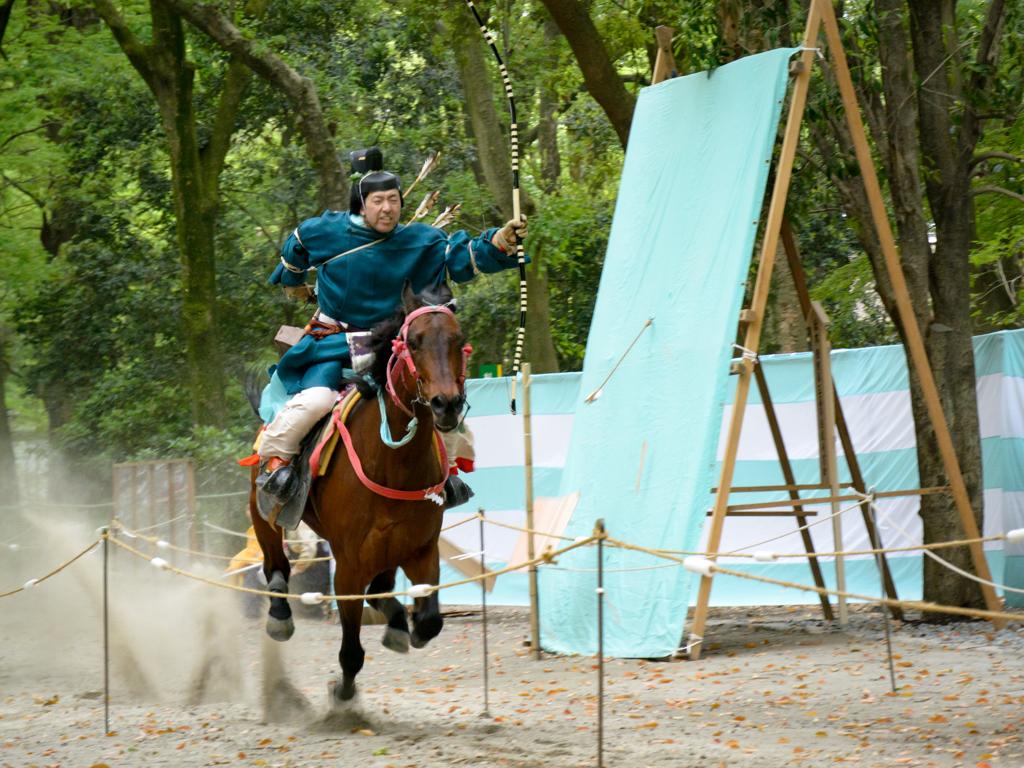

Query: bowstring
462;0;527;414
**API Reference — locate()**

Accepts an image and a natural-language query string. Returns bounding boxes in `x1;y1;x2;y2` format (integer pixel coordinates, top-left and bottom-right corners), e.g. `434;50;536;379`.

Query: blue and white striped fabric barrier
436;328;1024;608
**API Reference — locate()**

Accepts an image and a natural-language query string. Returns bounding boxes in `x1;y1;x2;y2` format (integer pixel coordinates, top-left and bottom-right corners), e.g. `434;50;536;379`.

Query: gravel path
2;542;1023;767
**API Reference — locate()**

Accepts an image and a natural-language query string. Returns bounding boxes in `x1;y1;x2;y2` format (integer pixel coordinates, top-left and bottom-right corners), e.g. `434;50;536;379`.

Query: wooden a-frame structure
650;0;1003;660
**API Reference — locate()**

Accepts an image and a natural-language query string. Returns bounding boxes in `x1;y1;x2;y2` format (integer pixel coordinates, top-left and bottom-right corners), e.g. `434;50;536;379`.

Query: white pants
258;387;339;461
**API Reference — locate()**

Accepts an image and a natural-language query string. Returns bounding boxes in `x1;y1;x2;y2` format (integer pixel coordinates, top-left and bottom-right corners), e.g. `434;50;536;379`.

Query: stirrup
256;460;299;506
443;475;475;510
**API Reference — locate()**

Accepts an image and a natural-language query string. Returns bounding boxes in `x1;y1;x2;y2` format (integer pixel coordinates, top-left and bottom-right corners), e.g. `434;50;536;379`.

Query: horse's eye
408;339;419;351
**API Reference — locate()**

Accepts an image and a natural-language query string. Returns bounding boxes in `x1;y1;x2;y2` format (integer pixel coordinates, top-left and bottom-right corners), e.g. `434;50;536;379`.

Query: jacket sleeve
443;228;530;284
269;224;314;287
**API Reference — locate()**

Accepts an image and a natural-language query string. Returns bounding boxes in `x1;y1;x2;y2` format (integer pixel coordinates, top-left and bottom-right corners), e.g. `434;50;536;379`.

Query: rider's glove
491;215;529;252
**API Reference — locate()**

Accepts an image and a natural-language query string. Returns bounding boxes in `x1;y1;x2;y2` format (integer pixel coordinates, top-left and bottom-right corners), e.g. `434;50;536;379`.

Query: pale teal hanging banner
539;48;797;658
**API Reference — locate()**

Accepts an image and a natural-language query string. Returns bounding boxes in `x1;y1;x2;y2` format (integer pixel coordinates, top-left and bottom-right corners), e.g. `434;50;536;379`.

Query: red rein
337;304;471;505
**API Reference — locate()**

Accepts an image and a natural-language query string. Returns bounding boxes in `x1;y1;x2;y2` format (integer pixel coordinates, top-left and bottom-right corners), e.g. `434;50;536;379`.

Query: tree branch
0;171;45;208
961;0;1007;154
199;56;251;203
536;0;635;149
971;151;1024;168
87;0;155;88
0;122;57;153
154;0;347;211
973;185;1024;203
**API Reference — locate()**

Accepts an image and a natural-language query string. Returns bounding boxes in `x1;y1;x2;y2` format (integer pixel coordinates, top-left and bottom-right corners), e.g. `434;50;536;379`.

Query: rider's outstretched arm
442;228;529;283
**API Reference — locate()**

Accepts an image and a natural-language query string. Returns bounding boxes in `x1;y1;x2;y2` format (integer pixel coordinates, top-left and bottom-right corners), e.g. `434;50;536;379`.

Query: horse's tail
243;365;268;420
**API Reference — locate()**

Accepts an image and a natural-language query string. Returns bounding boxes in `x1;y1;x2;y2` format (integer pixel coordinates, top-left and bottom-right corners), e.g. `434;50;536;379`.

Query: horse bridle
385;305;472;420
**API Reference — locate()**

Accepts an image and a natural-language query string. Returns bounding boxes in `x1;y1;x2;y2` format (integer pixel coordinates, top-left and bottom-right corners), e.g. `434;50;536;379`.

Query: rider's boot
443;474;475;509
256;456;298;505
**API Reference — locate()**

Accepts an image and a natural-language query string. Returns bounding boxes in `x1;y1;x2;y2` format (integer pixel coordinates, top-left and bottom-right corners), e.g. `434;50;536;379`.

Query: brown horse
248;280;468;702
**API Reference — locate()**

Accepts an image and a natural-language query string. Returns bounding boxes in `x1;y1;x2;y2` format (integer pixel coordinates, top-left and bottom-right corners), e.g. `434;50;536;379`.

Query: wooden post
112;465;121;523
522;364;541;660
652;26;677;85
816;0;1003;627
686;2;823;660
130;465;138;530
186;460;198;552
781;217;903;620
752;363;834;620
149;463;157;531
167;463;176;553
811;301;847;625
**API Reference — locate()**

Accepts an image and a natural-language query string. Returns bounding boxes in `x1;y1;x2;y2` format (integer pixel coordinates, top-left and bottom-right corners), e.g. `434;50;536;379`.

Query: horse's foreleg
334;572;366;702
367;570;411;654
250;469;294;642
402;545;443;649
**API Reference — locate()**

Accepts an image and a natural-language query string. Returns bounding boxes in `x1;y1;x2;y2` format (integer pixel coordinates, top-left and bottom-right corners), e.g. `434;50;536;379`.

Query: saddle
254;386;363;530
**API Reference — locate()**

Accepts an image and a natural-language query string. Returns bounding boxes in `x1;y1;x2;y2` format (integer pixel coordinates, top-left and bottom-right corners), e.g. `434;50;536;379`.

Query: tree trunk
0;325;18;504
521;20;562;375
536;0;635;149
148;1;227;427
905;0;1004;613
808;0;1008;613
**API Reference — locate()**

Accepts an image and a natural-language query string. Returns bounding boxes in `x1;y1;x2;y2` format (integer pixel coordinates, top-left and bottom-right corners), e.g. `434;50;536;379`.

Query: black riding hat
348;147;402;214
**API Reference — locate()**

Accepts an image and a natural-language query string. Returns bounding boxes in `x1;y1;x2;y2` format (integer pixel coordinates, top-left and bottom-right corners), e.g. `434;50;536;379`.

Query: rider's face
361;190;401;233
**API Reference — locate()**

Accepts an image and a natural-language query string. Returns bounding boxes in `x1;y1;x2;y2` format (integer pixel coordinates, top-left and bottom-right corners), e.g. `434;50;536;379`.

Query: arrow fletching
431;203;462;229
412;190;440;221
417;150;441;182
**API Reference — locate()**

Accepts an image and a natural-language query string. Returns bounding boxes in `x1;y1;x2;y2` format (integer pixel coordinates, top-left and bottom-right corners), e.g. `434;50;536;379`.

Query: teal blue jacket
269;212;524;394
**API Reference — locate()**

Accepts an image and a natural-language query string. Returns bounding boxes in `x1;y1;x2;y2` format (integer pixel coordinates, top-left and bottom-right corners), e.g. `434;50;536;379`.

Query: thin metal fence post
596;519;605;768
103;531;110;736
479;510;490;717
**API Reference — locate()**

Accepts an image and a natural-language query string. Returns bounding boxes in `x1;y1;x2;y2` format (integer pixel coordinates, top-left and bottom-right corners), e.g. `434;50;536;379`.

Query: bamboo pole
186;460;198;552
811;301;846;625
686;3;823;660
816;0;1003;627
753;363;833;620
781;217;903;619
652;26;677;85
522;364;541;660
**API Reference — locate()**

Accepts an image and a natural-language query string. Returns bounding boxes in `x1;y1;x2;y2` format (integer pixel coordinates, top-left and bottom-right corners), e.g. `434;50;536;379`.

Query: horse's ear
401;278;420;313
436;280;454;305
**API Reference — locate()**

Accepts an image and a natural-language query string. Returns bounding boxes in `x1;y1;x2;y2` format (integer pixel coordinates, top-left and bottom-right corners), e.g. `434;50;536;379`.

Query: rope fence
0;540;100;598
103;528;602;603
4;506;1024;627
110;521;334;564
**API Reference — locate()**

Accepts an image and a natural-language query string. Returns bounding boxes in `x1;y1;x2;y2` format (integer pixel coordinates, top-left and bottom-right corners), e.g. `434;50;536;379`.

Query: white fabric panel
466;414;575;468
1001;376;1024;439
717;390;919;462
976;374;1004;439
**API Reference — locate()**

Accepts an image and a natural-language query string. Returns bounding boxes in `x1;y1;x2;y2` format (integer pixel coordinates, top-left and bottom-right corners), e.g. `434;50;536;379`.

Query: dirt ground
2;531;1024;767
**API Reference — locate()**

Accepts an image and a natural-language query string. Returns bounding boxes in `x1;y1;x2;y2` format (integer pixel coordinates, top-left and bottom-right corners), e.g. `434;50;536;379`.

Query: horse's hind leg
367;570;410;654
333;572;366;703
250;472;294;642
402;545;444;649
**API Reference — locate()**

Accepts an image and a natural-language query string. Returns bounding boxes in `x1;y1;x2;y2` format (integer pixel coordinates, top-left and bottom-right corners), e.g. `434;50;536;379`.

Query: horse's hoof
332;678;357;702
410;615;443;649
266;616;295;642
382;627;411;654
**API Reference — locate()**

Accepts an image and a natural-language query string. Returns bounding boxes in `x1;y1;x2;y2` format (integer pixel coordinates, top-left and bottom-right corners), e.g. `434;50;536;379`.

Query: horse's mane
348;282;456;398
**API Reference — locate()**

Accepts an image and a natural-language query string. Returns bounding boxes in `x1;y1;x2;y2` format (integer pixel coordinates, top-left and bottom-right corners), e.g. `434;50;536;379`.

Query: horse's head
391;280;470;432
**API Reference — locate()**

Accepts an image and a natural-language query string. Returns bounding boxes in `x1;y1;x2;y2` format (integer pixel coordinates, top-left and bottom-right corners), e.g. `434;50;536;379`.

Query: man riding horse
256;147;527;512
